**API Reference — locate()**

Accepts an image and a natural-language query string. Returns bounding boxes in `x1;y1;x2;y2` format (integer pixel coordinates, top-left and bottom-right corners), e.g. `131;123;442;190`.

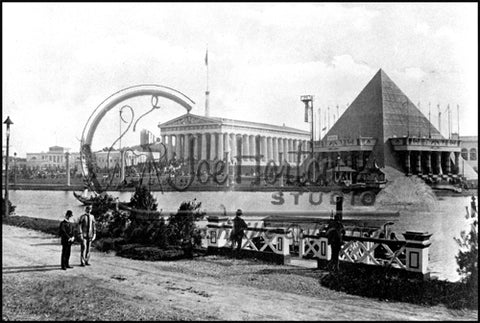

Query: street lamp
13;152;17;186
3;116;13;216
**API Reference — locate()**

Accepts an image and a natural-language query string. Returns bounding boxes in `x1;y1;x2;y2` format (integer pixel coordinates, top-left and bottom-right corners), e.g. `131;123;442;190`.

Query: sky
2;2;478;157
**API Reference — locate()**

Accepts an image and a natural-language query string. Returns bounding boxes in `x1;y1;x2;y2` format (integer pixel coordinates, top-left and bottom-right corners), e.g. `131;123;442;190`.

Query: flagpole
428;102;431;138
205;46;210;117
457;104;460;139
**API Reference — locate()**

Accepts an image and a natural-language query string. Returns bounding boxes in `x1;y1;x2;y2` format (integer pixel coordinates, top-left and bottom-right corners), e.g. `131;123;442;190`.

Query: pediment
159;114;221;127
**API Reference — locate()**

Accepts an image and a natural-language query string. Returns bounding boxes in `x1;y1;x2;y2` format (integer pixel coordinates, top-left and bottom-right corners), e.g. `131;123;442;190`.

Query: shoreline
4;183;476;197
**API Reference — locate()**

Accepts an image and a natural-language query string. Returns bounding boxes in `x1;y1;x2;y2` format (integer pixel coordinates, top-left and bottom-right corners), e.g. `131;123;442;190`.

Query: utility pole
447;104;451;139
437;104;441;135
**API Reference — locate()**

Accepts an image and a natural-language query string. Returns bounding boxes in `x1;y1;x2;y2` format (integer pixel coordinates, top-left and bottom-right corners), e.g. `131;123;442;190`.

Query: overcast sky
3;2;478;157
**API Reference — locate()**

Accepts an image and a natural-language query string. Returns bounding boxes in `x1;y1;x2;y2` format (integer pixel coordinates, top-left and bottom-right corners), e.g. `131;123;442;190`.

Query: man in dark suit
59;210;75;270
231;209;248;251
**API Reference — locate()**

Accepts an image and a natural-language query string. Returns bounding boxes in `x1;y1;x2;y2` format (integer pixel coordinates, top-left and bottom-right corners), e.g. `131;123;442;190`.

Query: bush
116;244;184;261
1;197;16;217
129;186;158;214
166;200;205;249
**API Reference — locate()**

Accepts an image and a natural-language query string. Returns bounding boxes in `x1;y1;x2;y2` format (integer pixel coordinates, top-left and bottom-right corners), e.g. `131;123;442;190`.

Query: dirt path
2;224;477;321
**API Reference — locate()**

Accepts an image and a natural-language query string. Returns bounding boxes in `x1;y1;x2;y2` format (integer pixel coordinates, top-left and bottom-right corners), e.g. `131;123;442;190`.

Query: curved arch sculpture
80;84;195;193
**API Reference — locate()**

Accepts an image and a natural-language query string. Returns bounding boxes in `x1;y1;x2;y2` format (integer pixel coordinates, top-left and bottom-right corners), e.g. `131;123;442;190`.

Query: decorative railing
301;230;432;276
390;137;460;148
206;219;290;256
315;137;377;149
205;216;433;277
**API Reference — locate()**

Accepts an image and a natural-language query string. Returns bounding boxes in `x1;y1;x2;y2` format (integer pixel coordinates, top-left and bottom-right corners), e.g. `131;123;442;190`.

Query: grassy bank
2;215;477;310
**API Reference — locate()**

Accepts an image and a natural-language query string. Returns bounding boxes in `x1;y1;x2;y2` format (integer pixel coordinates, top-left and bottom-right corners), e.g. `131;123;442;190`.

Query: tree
454;198;478;304
129;185;158;212
166;200;205;254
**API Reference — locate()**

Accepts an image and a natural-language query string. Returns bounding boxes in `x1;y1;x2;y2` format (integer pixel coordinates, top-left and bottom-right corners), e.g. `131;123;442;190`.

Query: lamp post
300;95;315;156
13;152;17;186
3;116;13;216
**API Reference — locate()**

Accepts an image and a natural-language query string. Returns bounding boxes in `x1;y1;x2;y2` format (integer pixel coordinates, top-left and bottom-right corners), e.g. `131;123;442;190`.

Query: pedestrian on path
78;206;96;266
231;209;248;252
326;214;345;273
59;210;75;270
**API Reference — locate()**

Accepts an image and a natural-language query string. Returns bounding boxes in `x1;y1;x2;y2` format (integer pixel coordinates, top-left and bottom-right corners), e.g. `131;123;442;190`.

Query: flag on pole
304;105;309;122
205;49;208;66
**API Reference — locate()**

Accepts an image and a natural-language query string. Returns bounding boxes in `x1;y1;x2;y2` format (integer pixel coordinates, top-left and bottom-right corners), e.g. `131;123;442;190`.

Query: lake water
6;189;477;282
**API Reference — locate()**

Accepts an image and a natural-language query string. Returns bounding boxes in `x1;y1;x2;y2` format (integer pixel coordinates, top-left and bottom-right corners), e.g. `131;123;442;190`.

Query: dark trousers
61;242;72;268
329;245;341;272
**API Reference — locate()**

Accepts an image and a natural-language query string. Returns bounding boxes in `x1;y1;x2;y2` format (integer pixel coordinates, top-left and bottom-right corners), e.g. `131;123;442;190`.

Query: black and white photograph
2;2;478;320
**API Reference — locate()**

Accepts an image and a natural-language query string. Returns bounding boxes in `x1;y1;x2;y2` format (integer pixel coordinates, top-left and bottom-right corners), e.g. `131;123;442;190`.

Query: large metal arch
81;84;195;147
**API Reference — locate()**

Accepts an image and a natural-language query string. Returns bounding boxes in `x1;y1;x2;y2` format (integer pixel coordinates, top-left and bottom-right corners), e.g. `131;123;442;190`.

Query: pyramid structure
324;69;443;170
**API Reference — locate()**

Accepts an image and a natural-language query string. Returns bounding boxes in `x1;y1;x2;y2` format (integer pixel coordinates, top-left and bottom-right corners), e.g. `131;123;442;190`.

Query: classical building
26;146;80;170
157;114;311;167
315;69;477;182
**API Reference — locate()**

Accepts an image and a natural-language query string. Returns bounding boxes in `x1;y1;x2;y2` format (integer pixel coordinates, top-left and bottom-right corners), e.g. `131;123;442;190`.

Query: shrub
166;200;205;249
1;197;16;217
129;185;158;214
117;244;184;261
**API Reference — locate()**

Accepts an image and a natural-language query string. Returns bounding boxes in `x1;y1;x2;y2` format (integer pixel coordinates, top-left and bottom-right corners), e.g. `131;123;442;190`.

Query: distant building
26;146;81;171
459;135;478;173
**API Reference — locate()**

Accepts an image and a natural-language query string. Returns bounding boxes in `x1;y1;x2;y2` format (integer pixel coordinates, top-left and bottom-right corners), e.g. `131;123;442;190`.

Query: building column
415;151;422;174
277;138;283;162
184;134;190;160
283;139;288;163
266;137;272;161
175;135;181;159
231;134;238;160
425;151;432;174
261;136;267;162
436;151;442;174
192;134;199;161
289;139;294;163
218;133;225;161
444;152;451;174
454;152;460;174
210;133;216;161
272;137;278;163
162;135;166;144
200;133;207;160
167;135;174;161
249;135;255;160
405;151;411;175
242;134;249;158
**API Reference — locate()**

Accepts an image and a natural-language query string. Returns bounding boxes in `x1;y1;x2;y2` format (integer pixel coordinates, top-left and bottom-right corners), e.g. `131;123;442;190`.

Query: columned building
158;114;311;169
315;69;476;183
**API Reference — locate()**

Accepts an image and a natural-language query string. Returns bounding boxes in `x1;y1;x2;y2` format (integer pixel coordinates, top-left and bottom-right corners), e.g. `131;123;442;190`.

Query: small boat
73;192;96;205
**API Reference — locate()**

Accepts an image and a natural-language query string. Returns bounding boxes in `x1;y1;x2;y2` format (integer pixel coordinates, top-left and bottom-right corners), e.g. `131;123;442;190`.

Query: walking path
2;224;477;320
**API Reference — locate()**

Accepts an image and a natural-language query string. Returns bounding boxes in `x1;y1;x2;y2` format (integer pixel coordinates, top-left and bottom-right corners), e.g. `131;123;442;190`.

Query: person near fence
326;214;345;273
59;210;75;270
231;209;248;251
78;205;96;266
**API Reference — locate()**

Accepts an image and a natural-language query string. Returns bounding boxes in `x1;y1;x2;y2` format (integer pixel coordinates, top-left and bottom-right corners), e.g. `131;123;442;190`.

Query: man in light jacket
78;206;96;266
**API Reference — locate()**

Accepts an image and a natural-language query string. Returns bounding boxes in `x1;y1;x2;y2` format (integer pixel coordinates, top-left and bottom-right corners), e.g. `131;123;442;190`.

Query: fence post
402;231;433;279
206;215;231;249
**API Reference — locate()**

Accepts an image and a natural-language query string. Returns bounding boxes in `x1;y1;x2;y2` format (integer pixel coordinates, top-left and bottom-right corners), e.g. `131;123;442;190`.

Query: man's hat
236;209;243;216
65;210;73;218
